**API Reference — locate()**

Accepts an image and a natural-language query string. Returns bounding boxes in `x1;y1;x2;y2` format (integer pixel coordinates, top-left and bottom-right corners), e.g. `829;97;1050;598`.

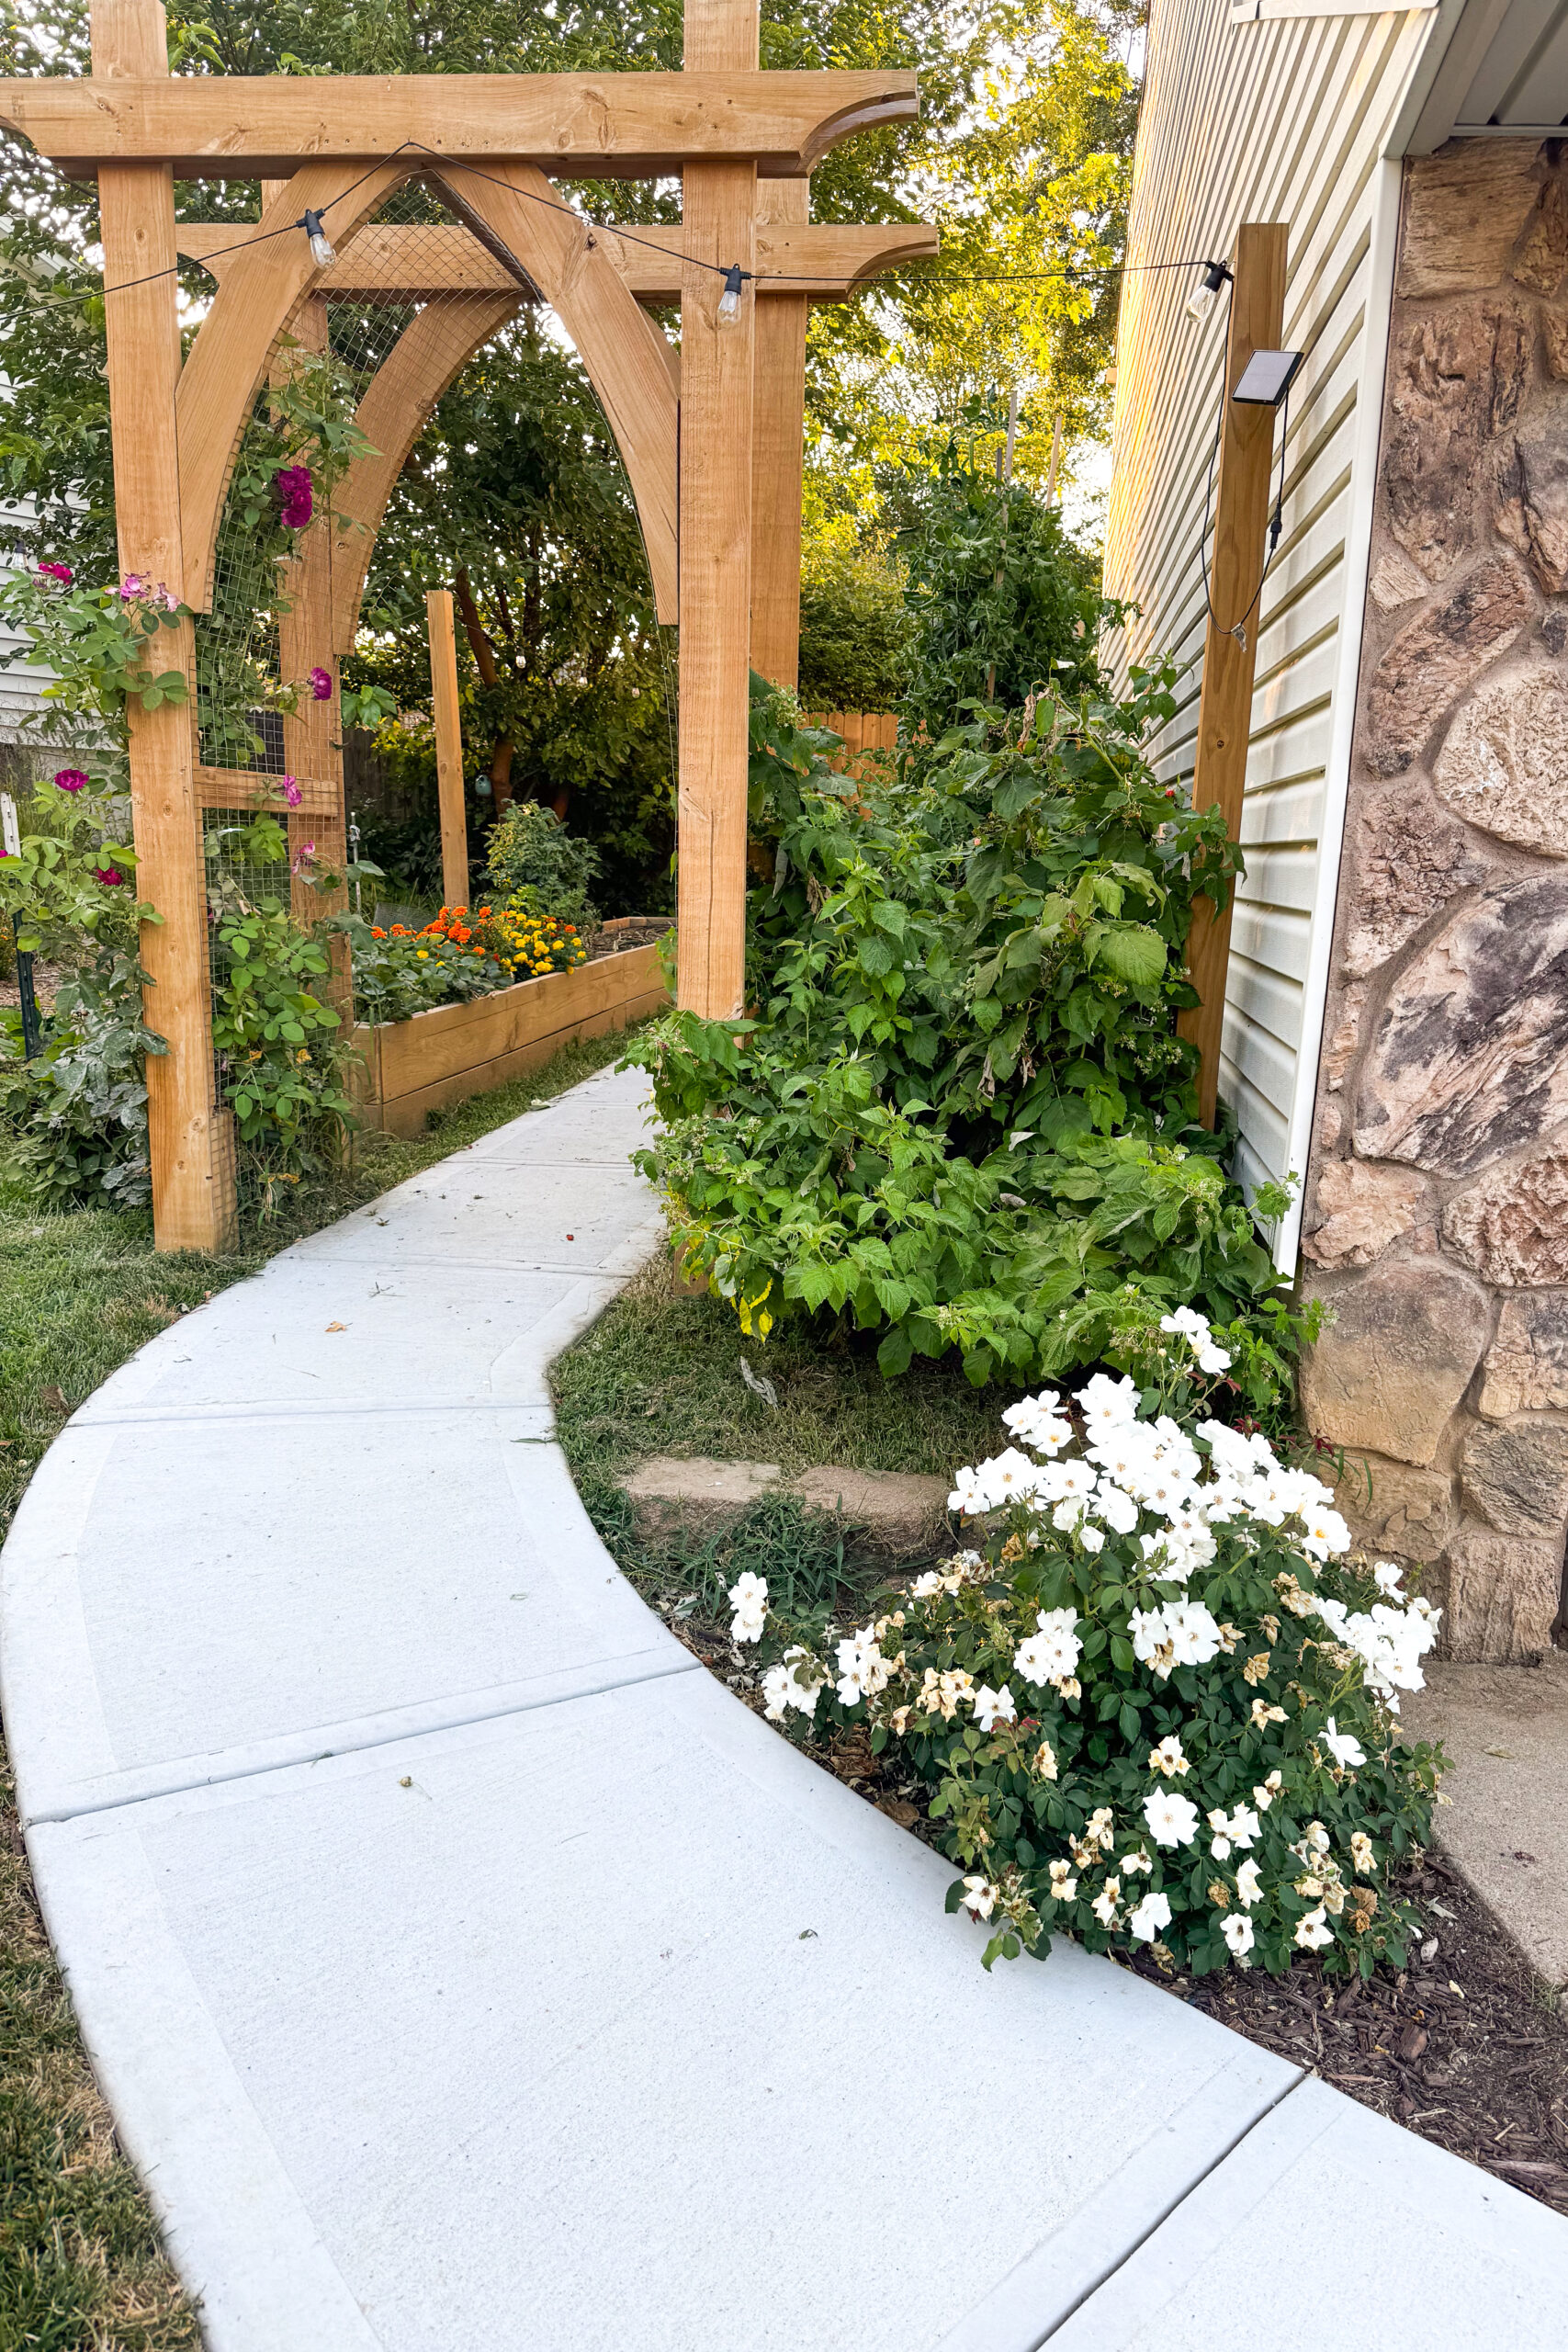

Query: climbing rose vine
730;1313;1443;1975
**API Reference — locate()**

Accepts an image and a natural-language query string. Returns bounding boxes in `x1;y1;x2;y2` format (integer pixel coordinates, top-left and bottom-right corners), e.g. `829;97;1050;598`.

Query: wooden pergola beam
0;71;917;178
175;217;939;303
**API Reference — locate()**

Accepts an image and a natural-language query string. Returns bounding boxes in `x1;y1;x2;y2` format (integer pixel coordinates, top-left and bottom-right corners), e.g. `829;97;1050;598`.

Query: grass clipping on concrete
0;1021;637;2350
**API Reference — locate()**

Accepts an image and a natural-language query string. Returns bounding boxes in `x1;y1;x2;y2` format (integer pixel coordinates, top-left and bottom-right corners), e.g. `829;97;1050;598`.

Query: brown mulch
665;1606;1568;2219
0;957;66;1012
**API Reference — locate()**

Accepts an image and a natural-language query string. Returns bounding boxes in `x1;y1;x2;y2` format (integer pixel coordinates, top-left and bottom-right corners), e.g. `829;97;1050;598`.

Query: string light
1185;259;1232;322
716;263;748;322
299;208;336;269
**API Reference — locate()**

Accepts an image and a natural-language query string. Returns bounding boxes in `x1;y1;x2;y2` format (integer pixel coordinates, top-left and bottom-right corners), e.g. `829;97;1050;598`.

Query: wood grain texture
427;159;682;621
196;766;339;816
176;217;939;302
426;590;469;910
0;71;918;177
91;0;231;1251
1176;222;1288;1128
678;0;759;1020
750;179;808;689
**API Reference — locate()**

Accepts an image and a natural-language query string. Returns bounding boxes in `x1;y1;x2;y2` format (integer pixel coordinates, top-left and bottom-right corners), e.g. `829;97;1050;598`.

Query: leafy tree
797;545;913;712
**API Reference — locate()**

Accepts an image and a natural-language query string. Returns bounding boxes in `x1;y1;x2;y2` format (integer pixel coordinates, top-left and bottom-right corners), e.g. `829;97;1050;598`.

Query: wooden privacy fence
803;710;898;775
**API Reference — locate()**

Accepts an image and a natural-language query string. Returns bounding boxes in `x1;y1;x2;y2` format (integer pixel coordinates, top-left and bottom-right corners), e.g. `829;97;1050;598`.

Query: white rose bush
728;1311;1444;1976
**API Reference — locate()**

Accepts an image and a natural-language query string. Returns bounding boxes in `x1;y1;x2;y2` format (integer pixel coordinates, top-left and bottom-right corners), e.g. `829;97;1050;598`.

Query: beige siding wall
1104;1;1436;1263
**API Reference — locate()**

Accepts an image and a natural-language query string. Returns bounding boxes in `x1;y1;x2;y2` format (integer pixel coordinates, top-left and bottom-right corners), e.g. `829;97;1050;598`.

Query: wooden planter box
353;941;669;1137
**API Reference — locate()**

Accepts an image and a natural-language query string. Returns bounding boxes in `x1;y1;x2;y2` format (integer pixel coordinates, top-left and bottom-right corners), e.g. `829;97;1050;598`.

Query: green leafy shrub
351;915;506;1023
211;908;355;1188
483;799;600;928
627;670;1314;1409
730;1313;1443;1977
0;957;164;1208
797;546;914;714
897;447;1125;737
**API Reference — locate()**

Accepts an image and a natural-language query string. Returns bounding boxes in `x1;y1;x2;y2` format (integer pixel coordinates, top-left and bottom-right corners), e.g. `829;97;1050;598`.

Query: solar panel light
1232;348;1303;408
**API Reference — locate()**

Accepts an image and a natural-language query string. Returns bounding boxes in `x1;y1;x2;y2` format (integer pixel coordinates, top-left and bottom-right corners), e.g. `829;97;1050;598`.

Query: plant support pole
426;589;470;910
1176;221;1289;1129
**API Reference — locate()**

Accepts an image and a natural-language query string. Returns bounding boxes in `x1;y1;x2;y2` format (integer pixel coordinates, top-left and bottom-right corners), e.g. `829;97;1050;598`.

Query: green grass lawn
0;1023;639;2350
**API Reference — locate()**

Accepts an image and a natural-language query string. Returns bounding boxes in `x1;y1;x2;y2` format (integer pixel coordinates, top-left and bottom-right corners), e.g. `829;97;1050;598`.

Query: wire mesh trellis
192;172;673;1215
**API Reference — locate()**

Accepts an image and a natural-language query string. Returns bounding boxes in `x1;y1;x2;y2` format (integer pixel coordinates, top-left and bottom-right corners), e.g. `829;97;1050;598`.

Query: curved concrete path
2;1063;1563;2350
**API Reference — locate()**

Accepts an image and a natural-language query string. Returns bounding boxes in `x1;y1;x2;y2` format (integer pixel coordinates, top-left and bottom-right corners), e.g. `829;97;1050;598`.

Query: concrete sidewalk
3;1063;1563;2350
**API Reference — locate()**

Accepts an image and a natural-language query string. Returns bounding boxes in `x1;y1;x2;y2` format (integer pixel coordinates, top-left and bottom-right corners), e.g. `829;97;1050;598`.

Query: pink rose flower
282;775;303;808
275;465;313;528
309;666;333;701
53;768;89;793
119;572;146;600
290;840;317;877
37;561;73;585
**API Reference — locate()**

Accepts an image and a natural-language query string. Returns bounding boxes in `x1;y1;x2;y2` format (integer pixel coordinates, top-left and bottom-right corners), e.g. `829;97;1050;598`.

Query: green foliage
627;670;1315;1407
0;570;188;788
0;956;165;1209
483;798;601;927
897;439;1125;737
797;546;913;713
210;908;354;1181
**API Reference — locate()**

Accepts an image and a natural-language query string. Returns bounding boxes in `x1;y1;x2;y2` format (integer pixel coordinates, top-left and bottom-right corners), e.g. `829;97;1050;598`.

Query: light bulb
717;264;745;324
301;208;336;270
1186;260;1229;322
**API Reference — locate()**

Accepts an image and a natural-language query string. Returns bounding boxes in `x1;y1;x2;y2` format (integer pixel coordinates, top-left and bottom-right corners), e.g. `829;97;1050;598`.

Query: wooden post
92;0;233;1250
426;589;469;909
677;0;758;1020
1177;222;1288;1128
750;178;809;691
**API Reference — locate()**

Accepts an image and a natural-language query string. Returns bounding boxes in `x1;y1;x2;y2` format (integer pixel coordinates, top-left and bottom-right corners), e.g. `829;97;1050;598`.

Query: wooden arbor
0;0;937;1249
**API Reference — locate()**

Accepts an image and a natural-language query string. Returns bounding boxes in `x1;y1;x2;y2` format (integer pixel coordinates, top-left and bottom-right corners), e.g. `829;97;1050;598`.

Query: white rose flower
972;1683;1017;1733
1372;1561;1406;1597
1322;1716;1367;1770
948;1465;986;1516
1222;1913;1255;1962
1143;1788;1201;1849
1128;1888;1172;1943
962;1874;998;1920
1294;1905;1334;1952
1075;1371;1141;1431
1095;1478;1141;1534
1002;1391;1073;1455
728;1568;769;1644
1147;1734;1188;1778
1013;1606;1082;1689
1079;1521;1106;1554
1227;1804;1262;1849
1235;1858;1263;1908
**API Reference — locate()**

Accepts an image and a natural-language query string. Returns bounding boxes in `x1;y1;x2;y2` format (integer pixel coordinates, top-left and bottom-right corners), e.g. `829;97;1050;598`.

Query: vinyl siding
1103;0;1438;1264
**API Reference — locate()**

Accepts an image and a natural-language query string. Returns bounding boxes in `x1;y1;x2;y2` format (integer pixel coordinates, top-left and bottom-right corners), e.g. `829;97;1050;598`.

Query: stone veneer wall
1299;140;1568;1665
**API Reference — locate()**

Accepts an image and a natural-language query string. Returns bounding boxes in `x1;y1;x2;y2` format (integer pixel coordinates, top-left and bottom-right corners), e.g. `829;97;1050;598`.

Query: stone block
1512;172;1568;294
1332;1453;1456;1559
1340;789;1486;979
1396;142;1544;297
623;1455;953;1557
1353;875;1568;1176
1461;1414;1568;1536
1299;1260;1492;1466
1445;1145;1568;1285
790;1466;952;1555
1363;554;1533;775
623;1455;782;1532
1367;544;1433;612
1434;660;1568;853
1302;1159;1427;1268
1442;1524;1562;1659
1479;1289;1568;1416
1319;979;1368;1090
1496;414;1568;593
1382;300;1529;581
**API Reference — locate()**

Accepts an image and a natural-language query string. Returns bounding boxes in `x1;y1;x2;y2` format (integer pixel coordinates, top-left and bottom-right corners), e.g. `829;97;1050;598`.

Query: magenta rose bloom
38;560;73;585
53;768;89;793
275;465;314;528
282;776;303;808
93;865;126;887
119;572;147;600
309;666;333;700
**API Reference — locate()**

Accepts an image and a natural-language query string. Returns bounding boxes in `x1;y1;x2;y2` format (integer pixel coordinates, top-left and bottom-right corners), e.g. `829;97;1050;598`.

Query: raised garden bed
354;929;669;1137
